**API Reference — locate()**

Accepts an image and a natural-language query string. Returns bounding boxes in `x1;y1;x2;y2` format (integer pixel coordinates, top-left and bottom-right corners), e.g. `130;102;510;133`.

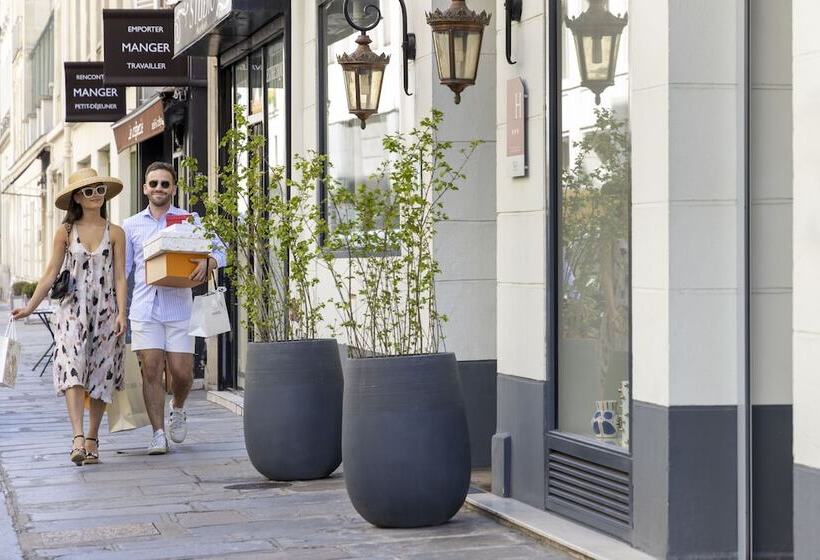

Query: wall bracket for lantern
505;0;522;65
343;0;416;96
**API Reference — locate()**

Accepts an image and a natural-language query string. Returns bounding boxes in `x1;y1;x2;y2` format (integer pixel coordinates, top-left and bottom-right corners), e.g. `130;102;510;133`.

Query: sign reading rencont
64;62;126;123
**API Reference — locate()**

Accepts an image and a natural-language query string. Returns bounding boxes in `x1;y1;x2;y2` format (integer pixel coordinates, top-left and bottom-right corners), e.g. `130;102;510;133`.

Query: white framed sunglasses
80;184;107;198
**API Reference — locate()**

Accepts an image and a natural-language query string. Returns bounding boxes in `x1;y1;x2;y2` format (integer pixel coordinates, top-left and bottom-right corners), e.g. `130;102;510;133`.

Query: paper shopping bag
188;287;231;338
0;320;21;388
106;346;151;433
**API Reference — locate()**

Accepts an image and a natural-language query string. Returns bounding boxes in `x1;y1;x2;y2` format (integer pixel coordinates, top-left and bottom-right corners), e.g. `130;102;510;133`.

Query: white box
143;223;212;260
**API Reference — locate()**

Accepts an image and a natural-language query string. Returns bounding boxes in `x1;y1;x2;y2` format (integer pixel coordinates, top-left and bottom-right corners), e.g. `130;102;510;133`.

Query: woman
12;168;127;466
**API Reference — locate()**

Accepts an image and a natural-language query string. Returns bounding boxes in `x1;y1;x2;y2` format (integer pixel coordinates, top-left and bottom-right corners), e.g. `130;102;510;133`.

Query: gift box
145;251;209;288
143;223;212;260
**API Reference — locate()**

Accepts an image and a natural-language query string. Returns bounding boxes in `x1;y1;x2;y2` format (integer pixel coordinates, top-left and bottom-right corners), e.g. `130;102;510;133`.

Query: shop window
557;0;631;450
319;0;401;236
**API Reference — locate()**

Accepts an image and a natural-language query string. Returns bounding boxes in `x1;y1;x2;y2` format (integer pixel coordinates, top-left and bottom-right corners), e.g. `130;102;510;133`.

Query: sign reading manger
64;62;126;123
103;9;188;86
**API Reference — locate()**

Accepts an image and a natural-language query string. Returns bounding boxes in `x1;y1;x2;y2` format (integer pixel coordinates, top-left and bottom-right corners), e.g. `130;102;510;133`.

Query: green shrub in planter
322;110;482;527
182;106;342;481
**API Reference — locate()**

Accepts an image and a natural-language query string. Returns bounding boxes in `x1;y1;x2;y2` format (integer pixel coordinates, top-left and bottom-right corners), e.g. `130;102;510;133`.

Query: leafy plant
321;110;481;358
11;281;27;297
182;105;327;342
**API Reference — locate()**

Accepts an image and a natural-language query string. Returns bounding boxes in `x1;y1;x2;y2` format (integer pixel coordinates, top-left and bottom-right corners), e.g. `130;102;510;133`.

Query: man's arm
124;220;134;277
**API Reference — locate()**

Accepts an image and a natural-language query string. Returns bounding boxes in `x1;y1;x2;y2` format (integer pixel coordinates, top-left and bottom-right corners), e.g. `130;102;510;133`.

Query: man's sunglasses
81;185;107;198
148;180;173;189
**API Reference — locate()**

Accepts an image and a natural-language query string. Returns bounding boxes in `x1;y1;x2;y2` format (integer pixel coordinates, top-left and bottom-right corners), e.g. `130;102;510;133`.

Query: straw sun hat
55;168;124;211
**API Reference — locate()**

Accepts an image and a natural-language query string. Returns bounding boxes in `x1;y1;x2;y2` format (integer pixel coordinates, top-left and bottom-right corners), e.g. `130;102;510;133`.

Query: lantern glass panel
451;29;482;80
433;30;451;79
362;66;385;110
343;67;360;110
580;33;618;81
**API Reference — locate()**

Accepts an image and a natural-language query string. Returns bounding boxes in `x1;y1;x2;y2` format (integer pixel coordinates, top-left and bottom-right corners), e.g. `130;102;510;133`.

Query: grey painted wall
493;374;546;508
632;401;669;558
458;360;497;469
794;464;820;559
752;405;793;558
633;402;738;559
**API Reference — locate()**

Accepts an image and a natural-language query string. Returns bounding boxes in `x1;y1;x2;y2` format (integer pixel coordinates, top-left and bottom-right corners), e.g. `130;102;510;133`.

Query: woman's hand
114;314;127;338
11;307;31;320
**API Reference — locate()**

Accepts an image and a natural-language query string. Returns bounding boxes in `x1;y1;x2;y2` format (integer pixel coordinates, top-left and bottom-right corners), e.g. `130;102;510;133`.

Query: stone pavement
0;310;572;560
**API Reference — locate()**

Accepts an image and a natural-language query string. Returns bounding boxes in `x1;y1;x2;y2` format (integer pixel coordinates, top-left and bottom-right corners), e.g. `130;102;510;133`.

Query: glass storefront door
222;32;287;391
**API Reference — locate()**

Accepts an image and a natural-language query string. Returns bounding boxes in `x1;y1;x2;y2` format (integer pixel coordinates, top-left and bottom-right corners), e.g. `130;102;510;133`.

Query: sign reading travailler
103;9;188;86
64;62;126;123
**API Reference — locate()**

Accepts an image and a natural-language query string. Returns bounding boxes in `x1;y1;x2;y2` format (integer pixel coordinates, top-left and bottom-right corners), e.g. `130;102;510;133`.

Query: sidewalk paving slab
0;310;573;560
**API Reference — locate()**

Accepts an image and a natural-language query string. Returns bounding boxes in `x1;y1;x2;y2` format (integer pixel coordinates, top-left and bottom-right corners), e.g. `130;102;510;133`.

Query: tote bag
106;347;151;433
188;273;231;338
0;319;21;388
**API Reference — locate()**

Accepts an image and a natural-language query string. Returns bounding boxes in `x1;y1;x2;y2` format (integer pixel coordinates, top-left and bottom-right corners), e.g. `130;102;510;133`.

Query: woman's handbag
0;319;21;388
188;271;231;338
49;224;72;300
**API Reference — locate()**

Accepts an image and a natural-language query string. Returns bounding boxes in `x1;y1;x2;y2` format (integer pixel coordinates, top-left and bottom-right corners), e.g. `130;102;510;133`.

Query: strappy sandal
70;435;86;466
82;437;99;465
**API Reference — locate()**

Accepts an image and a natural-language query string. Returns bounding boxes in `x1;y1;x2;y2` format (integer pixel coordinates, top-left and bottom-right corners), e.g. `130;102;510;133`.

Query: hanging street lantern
338;0;416;129
565;0;627;105
338;32;390;129
426;0;491;104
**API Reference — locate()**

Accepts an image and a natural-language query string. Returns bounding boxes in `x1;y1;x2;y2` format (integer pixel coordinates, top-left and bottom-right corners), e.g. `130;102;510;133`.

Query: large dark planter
244;339;343;481
342;352;471;528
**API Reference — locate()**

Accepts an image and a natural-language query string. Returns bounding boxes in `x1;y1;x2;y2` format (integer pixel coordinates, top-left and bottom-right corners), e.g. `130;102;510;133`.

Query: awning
173;0;289;58
112;96;166;153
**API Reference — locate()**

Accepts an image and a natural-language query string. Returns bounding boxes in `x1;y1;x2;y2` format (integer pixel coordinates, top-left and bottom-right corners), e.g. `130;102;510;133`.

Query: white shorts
131;320;195;354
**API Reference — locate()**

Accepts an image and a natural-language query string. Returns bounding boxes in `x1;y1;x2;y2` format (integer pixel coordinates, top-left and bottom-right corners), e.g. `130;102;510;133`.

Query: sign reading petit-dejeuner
64;62;126;123
103;9;188;86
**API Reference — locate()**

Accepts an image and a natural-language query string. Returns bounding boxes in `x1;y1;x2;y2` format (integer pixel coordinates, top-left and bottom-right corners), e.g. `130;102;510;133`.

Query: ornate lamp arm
343;0;416;96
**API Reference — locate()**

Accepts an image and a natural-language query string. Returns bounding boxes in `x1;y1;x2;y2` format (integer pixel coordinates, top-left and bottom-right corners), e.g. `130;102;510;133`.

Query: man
123;161;226;454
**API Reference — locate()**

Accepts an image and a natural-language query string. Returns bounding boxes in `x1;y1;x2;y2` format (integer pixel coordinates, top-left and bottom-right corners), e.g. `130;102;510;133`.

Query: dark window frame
546;0;634;541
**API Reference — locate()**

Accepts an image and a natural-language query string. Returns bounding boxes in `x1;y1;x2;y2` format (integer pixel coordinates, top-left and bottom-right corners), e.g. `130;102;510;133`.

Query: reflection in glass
266;40;286;170
322;0;400;233
250;49;264;116
558;0;630;449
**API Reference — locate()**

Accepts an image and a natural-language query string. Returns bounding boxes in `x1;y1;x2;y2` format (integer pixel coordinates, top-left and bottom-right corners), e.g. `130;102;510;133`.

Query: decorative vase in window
591;399;618;439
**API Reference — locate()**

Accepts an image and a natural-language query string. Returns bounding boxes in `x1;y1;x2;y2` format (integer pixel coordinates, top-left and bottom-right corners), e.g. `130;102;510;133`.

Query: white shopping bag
188;283;231;338
0;319;22;388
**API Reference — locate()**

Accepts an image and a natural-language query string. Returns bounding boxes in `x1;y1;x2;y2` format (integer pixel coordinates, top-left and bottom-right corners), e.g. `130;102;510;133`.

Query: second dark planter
342;352;471;528
244;339;343;481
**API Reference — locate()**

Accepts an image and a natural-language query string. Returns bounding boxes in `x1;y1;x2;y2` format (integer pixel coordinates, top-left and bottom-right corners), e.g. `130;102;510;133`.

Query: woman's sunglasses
148;180;173;189
80;185;107;198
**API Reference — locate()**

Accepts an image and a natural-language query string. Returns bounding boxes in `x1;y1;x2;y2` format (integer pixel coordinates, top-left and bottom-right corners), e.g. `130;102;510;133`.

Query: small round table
32;308;55;377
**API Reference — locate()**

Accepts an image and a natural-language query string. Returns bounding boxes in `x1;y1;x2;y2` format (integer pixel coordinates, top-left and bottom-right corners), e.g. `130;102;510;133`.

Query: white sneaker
148;430;169;455
168;402;187;444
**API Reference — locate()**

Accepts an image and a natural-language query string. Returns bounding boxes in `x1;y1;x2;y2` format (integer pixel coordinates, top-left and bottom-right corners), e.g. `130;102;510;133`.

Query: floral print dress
53;222;124;402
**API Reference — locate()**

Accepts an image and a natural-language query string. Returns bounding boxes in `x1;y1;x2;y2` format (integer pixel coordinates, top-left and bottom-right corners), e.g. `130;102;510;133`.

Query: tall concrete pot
342;352;471;528
244;339;343;481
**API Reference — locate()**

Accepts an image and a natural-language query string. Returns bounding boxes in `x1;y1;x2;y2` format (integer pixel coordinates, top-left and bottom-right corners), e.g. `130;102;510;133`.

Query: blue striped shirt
124;206;227;323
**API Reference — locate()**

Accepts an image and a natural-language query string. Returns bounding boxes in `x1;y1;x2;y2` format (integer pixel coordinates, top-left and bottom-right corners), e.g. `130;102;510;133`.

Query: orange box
145;251;209;288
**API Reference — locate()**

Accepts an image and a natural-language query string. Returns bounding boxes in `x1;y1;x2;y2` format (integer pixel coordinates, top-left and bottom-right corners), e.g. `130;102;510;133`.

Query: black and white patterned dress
53;222;125;402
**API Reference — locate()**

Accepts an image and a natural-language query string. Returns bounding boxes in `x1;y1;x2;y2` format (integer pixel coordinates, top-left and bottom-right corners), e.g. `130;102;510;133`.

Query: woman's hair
62;191;108;225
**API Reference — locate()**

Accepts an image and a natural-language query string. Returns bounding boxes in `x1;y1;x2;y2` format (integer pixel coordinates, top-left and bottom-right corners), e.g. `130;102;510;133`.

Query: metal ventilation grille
547;450;631;527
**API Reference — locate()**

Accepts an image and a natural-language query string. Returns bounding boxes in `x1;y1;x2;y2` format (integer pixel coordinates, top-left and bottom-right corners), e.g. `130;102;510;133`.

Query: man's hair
145;161;177;184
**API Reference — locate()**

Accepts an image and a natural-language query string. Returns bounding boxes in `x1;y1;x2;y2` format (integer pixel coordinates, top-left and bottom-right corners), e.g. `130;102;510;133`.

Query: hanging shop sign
173;0;233;57
112;97;166;152
173;0;288;57
103;9;188;85
506;77;528;178
64;62;126;123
